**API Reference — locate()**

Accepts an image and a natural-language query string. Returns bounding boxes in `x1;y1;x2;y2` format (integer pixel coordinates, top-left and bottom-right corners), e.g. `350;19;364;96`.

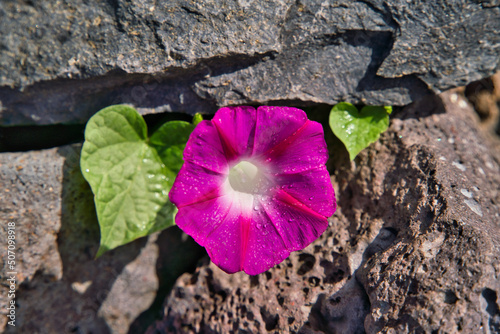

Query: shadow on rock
5;144;206;333
128;228;206;334
300;278;370;334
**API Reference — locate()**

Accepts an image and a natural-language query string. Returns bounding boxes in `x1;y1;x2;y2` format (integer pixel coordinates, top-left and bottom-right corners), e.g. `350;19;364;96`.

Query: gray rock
1;0;499;125
0;147;65;331
145;91;500;333
0;144;205;333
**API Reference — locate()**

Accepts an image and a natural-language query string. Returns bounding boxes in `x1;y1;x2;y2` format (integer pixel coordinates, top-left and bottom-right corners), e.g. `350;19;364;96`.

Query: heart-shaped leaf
80;105;194;256
329;102;391;160
149;121;195;174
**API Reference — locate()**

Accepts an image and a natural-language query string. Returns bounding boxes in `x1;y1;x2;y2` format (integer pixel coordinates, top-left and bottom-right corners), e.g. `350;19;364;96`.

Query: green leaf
329;102;390;160
192;113;204;126
149;121;194;174
81;105;178;257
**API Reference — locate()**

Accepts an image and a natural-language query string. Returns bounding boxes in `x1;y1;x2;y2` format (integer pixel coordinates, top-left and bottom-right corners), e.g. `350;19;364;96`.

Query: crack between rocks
108;0;126;33
146;19;168;56
356;0;400;31
0;49;278;126
275;2;432;101
180;4;206;18
217;27;432;104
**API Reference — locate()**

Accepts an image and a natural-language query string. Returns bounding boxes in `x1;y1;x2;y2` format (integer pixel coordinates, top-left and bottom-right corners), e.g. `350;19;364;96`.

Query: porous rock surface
146;91;500;334
1;0;499;125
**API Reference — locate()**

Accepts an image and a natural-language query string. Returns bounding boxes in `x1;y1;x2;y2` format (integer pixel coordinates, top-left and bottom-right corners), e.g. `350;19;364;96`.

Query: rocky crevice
144;90;500;334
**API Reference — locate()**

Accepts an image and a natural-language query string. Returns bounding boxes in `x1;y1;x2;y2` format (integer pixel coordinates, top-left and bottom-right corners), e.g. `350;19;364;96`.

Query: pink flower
169;106;336;275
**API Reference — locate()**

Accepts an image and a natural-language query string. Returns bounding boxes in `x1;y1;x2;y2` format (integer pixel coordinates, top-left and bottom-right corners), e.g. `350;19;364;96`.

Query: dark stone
1;0;499;125
145;91;500;333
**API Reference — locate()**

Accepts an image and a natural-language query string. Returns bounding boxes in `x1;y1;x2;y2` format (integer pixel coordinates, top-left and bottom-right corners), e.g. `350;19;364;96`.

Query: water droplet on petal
253;206;259;211
309;196;314;200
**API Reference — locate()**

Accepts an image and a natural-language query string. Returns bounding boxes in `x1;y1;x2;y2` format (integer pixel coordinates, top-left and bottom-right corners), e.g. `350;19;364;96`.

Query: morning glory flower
169;106;336;275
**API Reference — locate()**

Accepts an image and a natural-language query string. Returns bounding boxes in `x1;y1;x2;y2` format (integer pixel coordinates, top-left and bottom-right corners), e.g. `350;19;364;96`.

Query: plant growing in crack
81;103;389;274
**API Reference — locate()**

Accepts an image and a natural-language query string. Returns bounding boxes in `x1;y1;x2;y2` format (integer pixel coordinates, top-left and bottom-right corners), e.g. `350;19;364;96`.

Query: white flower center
228;160;260;194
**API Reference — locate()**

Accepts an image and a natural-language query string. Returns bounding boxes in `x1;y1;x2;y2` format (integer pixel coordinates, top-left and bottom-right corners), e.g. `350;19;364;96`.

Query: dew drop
309;196;314;200
85;169;90;173
253;206;259;211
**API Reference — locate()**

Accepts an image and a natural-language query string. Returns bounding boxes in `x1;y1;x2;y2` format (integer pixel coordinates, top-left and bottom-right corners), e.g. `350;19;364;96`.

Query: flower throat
228;160;261;194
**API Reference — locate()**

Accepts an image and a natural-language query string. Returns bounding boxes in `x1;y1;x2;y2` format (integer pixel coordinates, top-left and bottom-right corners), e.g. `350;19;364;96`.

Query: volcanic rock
1;0;499;125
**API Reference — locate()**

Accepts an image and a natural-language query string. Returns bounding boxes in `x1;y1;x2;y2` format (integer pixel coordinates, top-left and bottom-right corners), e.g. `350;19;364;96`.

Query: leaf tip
95;245;109;258
193;113;203;126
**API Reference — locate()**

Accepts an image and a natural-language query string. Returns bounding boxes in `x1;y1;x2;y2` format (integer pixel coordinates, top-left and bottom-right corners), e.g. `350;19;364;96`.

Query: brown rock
0;145;205;333
464;71;500;134
146;91;500;334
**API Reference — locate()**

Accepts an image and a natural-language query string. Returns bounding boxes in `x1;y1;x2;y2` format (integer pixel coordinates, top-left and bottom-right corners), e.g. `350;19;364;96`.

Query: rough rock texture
146;91;500;334
1;0;499;125
0;144;205;333
465;71;500;134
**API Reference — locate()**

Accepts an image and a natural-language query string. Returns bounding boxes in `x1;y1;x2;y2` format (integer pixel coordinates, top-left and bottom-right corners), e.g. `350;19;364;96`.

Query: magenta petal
169;161;227;208
243;205;290;275
253;106;308;155
274;167;336;217
204;201;250;274
183;120;228;173
264;120;328;174
258;191;329;251
173;195;232;247
212;106;257;160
